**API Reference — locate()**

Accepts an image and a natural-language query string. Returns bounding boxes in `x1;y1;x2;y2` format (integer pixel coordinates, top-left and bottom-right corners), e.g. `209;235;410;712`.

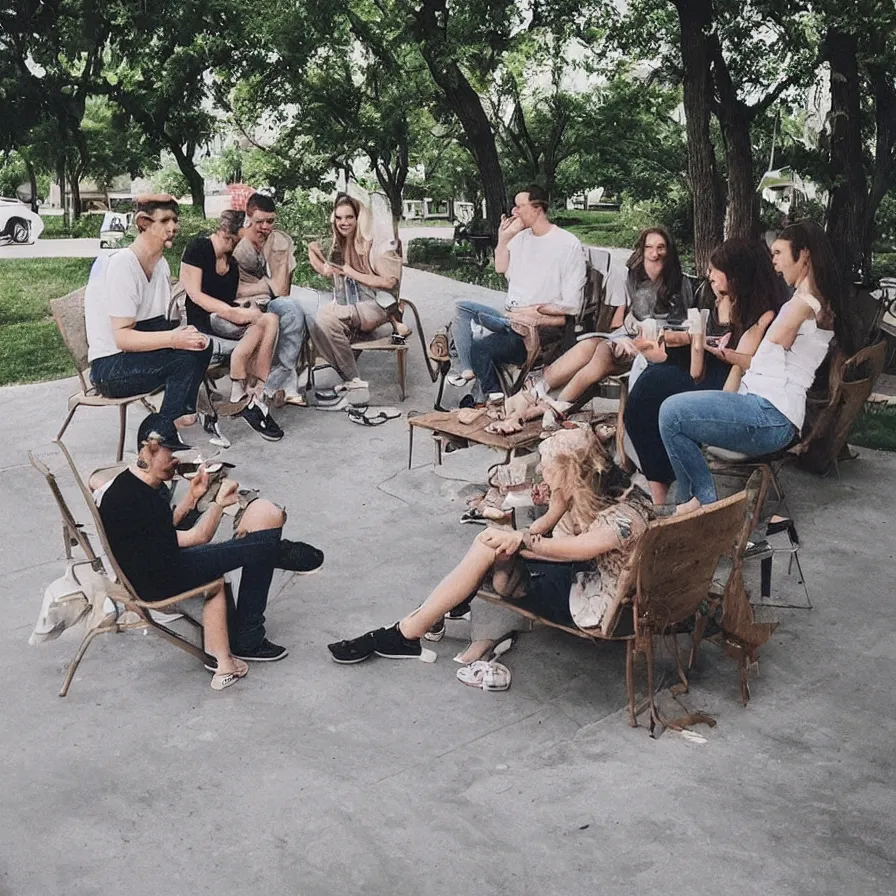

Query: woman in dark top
180;210;283;438
624;238;782;504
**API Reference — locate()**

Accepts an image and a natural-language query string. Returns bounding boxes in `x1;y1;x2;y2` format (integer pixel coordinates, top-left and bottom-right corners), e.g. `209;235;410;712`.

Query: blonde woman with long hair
306;191;404;391
327;428;650;675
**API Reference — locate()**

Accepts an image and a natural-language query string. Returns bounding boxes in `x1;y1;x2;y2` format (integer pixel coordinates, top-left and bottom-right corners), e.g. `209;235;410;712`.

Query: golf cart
0;198;44;245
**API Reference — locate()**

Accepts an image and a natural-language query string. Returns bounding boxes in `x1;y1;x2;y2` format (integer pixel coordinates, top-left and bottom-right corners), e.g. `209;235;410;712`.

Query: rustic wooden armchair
51;289;158;461
475;481;757;735
33;441;219;696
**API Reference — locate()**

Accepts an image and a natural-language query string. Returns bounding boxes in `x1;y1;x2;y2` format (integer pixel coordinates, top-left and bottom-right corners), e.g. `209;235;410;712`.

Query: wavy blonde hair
540;427;614;531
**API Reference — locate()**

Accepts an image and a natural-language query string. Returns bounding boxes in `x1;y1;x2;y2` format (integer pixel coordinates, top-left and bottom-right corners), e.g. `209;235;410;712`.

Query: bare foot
455;639;495;664
674;497;702;516
175;414;198;429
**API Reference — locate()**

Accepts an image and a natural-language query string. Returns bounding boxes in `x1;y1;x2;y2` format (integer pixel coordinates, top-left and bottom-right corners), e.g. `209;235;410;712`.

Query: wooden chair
349;297;434;401
475;483;756;735
35;441;219;697
497;249;612;397
706;339;887;608
167;279;237;447
51;289;158;462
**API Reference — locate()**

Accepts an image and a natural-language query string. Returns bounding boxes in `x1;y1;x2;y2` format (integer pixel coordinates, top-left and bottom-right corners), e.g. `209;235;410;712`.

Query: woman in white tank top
657;221;852;513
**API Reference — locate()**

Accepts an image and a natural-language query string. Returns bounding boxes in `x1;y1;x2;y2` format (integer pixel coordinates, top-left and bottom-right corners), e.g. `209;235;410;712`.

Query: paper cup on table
687;308;703;335
639;318;658;343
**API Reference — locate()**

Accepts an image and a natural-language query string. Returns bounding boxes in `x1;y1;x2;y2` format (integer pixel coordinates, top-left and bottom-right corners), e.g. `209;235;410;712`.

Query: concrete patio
2;266;894;895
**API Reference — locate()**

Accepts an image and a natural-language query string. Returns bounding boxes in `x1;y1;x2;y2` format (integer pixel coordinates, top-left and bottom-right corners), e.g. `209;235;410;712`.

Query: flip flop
456;660;511;691
210;658;249;690
347;407;402;426
485;417;524;435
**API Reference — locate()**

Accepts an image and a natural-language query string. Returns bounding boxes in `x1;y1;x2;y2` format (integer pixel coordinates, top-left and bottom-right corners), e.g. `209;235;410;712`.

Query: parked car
0;198;44;245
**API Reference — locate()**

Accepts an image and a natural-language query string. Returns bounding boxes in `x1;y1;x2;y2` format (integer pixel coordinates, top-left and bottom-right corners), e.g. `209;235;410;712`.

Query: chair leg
58;624;113;697
116;404;128;462
56;405;78;443
397;350;407;401
434;366;450;412
625;639;638;727
645;635;659;737
616;380;634;473
145;618;212;664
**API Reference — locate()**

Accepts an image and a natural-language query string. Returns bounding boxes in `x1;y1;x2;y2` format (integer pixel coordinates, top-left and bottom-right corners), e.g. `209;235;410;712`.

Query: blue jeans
167;528;283;653
266;289;330;392
624;356;728;485
659;391;797;505
453;300;524;397
90;317;213;422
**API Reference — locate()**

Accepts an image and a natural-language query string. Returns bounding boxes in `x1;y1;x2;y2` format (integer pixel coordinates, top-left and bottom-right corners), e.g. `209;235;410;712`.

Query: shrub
407;238;457;266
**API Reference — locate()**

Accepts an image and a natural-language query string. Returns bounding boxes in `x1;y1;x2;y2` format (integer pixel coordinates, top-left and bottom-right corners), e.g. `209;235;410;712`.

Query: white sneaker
335;378;369;392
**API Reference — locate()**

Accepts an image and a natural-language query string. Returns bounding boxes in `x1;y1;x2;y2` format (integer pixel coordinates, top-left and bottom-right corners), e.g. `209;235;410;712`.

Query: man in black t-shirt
99;413;325;664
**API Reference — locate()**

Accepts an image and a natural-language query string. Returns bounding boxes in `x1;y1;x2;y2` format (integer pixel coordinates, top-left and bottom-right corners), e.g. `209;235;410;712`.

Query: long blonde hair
540;428;613;531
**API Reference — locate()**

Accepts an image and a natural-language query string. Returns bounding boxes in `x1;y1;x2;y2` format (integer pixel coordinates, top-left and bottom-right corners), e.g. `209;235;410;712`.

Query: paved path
1;264;895;895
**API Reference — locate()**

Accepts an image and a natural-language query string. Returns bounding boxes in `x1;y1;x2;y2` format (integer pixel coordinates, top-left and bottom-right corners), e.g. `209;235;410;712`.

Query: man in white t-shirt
85;194;212;446
450;185;586;398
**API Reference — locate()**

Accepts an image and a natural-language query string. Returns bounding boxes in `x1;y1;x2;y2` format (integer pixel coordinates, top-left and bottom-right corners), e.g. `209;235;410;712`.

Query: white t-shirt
504;226;586;314
85;249;172;361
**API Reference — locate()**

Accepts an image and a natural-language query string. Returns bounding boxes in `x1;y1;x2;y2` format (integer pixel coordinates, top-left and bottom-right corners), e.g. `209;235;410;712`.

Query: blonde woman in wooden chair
327;428;650;686
305;192;405;391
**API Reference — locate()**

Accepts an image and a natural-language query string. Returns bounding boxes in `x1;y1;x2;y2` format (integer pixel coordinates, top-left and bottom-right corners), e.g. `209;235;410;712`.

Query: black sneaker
328;631;377;664
446;597;473;621
278;540;324;574
232;638;289;662
423;618;445;642
372;623;422;659
240;403;284;441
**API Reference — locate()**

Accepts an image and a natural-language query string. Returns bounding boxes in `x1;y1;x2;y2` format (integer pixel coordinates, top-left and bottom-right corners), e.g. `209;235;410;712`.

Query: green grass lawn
39;214;105;240
552;209;637;249
849;403;896;452
0;258;92;384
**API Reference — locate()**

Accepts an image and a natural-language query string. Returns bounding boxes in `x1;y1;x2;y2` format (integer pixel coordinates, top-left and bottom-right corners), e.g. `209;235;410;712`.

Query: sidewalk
1;267;895;895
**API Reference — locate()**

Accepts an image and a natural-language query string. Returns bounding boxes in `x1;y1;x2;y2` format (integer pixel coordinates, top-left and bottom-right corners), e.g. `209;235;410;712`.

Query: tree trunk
55;155;67;224
721;106;759;240
708;33;759;240
23;157;39;212
414;0;506;235
824;28;866;282
168;140;206;217
673;0;724;272
68;169;82;219
863;58;896;276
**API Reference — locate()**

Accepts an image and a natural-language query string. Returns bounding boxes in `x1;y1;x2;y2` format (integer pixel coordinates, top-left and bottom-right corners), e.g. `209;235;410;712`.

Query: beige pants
309;301;388;381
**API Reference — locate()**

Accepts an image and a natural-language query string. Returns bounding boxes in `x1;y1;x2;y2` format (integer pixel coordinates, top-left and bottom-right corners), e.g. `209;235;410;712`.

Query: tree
98;0;253;215
412;0;508;231
820;1;896;278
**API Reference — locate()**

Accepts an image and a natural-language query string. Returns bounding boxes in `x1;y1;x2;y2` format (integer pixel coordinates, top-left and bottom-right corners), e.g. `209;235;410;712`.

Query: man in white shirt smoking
450;185;586;398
